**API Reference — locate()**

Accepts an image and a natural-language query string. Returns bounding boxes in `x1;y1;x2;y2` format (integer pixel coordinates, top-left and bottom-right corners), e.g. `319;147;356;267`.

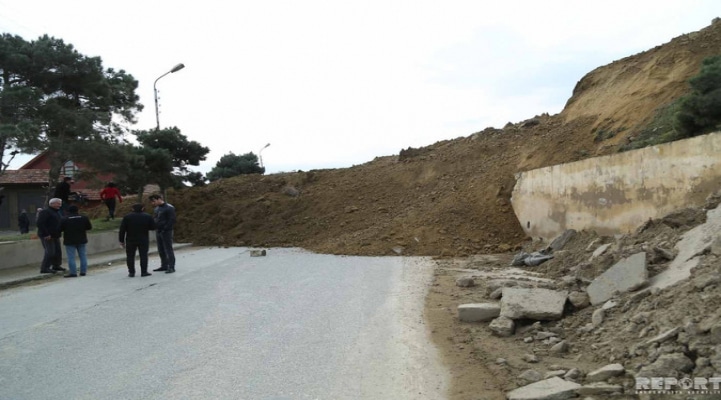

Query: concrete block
587;252;648;305
458;303;500;322
489;316;515;337
506;377;581;400
585;363;625;382
500;287;568;320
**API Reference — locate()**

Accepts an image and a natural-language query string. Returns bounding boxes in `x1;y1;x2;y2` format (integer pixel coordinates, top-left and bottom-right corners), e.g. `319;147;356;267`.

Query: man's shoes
141;272;152;277
80;273;86;276
40;269;56;274
165;268;175;274
51;266;66;272
64;274;78;278
153;267;168;272
128;273;135;277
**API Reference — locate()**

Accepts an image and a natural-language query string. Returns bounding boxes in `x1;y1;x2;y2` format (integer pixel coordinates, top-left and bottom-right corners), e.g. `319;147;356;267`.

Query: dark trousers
125;241;149;274
104;199;117;219
156;230;175;270
40;237;62;272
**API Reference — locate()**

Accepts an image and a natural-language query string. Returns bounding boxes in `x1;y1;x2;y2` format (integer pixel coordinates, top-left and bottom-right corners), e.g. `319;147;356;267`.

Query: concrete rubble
446;193;721;398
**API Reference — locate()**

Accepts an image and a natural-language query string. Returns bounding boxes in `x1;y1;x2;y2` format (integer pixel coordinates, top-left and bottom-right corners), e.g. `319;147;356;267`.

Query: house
0;152;113;231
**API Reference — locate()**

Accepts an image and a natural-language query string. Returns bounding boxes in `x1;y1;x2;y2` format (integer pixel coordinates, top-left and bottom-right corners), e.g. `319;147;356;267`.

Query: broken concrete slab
650;206;721;290
457;303;500;322
548;229;577;252
585;363;625;382
500;287;568;320
489;316;515;337
506;377;581;400
586;252;648;305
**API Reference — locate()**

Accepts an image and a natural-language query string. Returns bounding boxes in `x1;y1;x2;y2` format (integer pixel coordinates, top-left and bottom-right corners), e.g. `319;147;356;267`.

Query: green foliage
674;55;721;137
0;33;142;180
134;127;209;188
206;152;264;182
619;101;684;152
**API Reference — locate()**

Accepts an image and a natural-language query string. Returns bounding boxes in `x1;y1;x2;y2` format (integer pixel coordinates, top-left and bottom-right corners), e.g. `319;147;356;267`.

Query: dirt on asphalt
110;19;721;399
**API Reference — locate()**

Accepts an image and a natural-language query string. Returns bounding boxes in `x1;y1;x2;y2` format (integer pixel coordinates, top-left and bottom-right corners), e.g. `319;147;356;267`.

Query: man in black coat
60;205;92;277
53;177;74;216
37;198;64;273
119;203;156;277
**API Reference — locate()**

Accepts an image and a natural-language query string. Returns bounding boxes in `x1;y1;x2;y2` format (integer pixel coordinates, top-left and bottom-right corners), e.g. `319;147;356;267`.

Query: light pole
259;143;270;169
154;63;185;130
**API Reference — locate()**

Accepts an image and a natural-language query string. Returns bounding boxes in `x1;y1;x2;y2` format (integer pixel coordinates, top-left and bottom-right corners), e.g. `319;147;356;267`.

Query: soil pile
168;19;721;258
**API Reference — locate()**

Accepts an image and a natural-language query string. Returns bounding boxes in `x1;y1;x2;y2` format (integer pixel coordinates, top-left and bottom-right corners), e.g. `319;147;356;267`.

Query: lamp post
259;143;270;169
154;63;185;130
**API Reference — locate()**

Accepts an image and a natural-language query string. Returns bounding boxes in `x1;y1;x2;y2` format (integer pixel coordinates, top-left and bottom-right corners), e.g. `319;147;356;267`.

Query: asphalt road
0;247;448;400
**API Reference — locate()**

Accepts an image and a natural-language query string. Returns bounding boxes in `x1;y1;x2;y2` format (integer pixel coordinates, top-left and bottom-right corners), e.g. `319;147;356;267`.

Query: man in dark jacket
149;194;176;273
53;177;74;216
37;198;64;273
119;203;156;277
60;205;92;277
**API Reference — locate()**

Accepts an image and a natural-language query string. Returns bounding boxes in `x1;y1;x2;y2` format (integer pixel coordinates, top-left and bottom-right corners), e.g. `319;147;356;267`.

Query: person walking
53;176;74;216
18;209;30;234
149;194;176;273
119;203;156;277
99;182;123;220
37;198;64;274
60;205;92;278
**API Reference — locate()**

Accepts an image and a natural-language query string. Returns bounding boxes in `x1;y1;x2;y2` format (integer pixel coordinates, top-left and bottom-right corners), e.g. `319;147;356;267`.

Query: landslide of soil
168;19;721;258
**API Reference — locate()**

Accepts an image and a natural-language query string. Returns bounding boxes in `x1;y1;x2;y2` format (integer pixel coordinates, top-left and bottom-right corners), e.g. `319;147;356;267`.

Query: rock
489;316;515;337
591;309;604;327
564;368;581;380
496;358;507;365
535;332;557;340
519;369;543;383
524;337;534;343
637;353;694;378
550;340;569;354
586;252;648;305
522;354;540;363
249;249;267;257
458;303;501;322
568;291;590;309
601;300;617;310
489;287;504;300
576;382;624;396
643;327;681;347
586;363;625;382
549;229;577;252
455;277;475;287
506;377;581;400
694;273;721;290
544;370;566;379
500;287;569;320
630;311;651;325
590;243;611;260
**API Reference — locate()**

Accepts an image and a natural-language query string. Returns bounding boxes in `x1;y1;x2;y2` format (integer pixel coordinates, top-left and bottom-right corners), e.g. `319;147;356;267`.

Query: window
61;161;79;178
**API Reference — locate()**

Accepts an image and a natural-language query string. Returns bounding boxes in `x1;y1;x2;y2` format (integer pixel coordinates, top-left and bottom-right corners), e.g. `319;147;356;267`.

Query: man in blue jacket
119;203;156;277
37;198;64;274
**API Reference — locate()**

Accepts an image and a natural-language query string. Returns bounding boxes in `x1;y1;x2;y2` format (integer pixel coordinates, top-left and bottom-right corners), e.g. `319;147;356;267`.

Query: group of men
36;188;177;278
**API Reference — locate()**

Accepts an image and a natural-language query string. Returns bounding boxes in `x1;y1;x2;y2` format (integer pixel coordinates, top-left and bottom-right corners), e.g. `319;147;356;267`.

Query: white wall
511;132;721;241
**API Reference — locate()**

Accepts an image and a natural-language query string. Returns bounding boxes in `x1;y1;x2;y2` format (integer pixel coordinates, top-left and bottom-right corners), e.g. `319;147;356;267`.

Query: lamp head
170;63;185;73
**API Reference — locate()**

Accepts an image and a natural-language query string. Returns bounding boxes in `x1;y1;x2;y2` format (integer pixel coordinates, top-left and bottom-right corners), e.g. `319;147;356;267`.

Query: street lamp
259;143;270;169
154;63;185;130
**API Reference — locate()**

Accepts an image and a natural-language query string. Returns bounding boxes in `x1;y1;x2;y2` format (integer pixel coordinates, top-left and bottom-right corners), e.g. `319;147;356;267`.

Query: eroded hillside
168;19;721;257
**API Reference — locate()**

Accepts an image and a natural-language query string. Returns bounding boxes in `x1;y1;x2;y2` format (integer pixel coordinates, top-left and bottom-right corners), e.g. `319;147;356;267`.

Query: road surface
0;247;448;400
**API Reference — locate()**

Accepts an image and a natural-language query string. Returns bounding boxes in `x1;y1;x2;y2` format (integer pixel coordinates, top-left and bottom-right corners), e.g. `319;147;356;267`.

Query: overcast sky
1;1;719;174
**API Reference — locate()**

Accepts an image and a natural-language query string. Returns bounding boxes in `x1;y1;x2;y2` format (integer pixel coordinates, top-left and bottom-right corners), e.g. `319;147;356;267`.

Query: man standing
119;203;156;277
60;205;92;277
37;198;64;274
53;176;74;215
149;194;176;273
18;209;30;234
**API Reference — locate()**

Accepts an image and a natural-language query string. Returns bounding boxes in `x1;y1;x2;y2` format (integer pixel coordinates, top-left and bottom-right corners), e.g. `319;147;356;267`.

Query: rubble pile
453;193;721;399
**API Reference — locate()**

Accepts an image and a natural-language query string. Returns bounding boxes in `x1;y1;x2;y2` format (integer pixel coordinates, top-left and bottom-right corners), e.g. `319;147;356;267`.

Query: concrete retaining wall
0;231;155;270
511;132;721;241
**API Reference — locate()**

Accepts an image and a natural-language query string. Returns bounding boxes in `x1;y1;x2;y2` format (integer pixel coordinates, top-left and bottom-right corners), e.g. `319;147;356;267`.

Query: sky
1;1;719;175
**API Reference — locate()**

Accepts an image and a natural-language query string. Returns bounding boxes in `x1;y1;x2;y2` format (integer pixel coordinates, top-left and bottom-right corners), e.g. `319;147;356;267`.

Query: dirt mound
166;20;721;258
